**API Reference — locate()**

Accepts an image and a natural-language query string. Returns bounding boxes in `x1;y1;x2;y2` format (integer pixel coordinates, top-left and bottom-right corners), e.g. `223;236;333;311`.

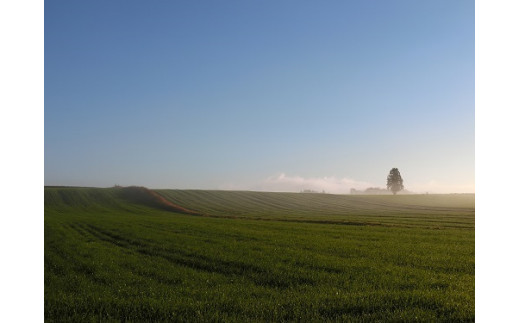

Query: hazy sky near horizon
45;0;474;193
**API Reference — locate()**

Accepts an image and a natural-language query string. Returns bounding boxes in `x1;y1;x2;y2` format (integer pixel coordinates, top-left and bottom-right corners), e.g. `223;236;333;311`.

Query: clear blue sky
45;0;474;193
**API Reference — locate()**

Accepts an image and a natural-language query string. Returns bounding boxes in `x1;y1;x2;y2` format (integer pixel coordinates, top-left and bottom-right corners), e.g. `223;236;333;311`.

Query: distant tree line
300;189;327;194
350;187;412;195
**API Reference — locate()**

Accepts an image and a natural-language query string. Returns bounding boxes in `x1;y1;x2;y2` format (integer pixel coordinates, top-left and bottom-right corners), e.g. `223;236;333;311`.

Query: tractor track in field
72;222;315;288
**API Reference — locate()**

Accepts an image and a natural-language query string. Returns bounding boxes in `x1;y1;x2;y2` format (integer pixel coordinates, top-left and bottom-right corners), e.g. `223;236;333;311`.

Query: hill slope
154;190;474;229
45;186;199;215
45;187;474;321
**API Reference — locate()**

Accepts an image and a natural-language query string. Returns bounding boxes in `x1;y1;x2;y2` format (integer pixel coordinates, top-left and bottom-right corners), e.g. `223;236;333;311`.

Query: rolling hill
45;186;474;321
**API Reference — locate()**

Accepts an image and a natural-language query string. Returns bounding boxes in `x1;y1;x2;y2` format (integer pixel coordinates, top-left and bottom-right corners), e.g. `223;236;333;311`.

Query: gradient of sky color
45;0;474;193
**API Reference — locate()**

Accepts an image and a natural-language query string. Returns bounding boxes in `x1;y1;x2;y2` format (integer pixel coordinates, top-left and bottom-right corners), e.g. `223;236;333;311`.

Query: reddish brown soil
118;186;201;215
147;190;201;215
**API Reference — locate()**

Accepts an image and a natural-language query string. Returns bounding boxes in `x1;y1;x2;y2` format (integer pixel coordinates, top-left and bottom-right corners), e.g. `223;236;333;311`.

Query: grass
156;190;475;229
45;187;474;322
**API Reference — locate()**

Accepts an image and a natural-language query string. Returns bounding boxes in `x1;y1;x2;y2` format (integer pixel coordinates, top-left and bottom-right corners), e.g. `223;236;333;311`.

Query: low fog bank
220;173;373;194
350;187;415;195
220;173;474;195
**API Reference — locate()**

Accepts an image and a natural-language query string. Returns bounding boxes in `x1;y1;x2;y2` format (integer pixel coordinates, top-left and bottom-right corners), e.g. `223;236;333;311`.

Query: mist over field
220;173;372;194
219;173;474;194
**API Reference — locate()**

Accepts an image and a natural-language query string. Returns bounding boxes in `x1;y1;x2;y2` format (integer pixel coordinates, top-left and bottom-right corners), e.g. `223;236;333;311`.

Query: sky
44;0;474;193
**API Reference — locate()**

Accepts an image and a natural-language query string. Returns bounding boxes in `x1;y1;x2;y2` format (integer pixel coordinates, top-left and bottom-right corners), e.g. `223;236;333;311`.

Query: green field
45;186;474;322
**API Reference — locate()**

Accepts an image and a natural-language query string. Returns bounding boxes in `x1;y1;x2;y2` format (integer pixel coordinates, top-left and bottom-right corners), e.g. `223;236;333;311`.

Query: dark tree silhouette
387;168;404;195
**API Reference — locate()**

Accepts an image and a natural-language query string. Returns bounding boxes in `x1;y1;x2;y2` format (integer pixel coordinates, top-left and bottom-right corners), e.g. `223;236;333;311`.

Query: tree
387;168;404;195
